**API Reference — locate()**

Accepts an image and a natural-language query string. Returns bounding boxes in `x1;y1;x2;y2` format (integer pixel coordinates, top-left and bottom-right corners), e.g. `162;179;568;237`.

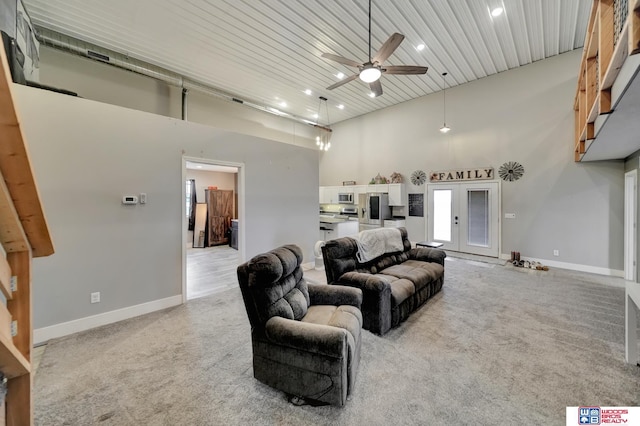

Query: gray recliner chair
237;244;363;406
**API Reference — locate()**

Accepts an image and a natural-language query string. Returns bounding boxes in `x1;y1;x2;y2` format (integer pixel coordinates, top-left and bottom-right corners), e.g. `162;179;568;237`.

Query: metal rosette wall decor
498;162;524;182
411;170;426;185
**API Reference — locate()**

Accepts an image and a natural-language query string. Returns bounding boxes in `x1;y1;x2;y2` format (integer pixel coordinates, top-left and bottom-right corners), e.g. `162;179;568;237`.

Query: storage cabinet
205;189;234;246
0;47;55;424
388;184;405;206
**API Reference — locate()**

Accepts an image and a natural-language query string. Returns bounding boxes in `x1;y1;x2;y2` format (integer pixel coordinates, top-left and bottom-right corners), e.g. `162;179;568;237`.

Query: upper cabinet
574;0;640;162
319;184;405;206
388;184;405;206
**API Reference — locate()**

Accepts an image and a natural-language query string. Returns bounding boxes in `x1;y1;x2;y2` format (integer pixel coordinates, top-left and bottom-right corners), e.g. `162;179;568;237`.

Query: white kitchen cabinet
319;186;340;204
351;185;366;202
384;219;406;228
388;184;405;206
367;184;389;193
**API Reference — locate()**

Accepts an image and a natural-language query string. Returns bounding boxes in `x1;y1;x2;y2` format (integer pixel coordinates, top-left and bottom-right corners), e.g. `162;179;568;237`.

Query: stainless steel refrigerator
358;193;391;225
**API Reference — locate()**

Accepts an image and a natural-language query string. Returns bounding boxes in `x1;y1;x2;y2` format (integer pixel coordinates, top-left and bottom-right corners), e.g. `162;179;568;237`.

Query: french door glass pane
467;190;489;247
433;189;452;241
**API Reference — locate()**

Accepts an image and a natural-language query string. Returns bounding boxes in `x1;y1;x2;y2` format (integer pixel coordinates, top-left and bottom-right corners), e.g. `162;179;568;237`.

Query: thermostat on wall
122;195;138;205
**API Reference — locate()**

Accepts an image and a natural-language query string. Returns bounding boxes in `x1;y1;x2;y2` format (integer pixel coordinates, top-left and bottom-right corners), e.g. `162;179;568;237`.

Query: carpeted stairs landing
33;258;640;425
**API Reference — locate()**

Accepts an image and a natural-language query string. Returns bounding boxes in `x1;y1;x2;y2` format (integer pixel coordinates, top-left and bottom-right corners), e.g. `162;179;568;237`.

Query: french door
426;181;500;257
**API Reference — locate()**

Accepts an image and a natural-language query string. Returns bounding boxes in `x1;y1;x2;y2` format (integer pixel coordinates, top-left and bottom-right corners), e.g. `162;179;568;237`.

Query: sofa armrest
334;271;392;335
409;247;446;265
308;283;362;309
264;316;347;358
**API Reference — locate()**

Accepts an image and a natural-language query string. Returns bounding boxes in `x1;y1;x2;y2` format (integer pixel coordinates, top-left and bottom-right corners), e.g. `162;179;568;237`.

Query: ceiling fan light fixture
360;65;382;83
491;7;504;17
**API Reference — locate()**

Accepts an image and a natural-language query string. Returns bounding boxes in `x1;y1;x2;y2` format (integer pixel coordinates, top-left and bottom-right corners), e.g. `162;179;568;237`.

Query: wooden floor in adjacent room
187;244;240;300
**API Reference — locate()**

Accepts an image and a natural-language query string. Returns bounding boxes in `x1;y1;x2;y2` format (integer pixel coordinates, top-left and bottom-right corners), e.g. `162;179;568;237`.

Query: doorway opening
182;157;245;301
624;169;637;282
426;181;500;257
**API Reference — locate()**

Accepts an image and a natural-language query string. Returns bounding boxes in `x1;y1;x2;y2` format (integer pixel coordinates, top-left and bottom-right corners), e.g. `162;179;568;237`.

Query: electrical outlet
553;250;559;256
504;213;516;219
91;292;101;303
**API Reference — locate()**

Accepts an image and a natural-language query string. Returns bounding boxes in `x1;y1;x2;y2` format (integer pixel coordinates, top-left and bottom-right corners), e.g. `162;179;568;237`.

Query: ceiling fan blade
372;33;404;64
370;79;383;97
326;73;359;90
383;65;429;75
321;53;362;68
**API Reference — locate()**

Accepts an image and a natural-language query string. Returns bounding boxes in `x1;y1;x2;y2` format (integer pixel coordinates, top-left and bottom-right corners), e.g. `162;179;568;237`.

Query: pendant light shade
315;96;332;151
439;72;450;134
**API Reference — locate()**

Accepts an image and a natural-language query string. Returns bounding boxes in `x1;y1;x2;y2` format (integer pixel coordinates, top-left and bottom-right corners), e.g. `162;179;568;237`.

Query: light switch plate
505;213;516;219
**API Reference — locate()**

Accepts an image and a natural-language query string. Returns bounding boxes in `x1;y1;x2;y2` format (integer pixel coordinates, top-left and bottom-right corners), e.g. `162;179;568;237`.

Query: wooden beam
0;332;29;379
6;373;32;426
599;1;615;81
632;3;640;55
0;169;29;264
0;43;54;258
0;254;11;300
7;251;31;361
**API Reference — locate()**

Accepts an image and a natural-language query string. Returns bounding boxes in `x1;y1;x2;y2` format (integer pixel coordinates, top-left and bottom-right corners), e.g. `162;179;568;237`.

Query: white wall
320;50;624;272
14;85;319;330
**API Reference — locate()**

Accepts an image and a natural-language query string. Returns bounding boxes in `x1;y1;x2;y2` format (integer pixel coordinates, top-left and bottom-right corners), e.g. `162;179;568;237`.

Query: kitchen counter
319;218;358;241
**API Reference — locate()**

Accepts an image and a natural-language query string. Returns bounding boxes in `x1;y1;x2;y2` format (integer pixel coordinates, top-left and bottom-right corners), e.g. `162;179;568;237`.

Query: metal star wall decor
498;161;525;182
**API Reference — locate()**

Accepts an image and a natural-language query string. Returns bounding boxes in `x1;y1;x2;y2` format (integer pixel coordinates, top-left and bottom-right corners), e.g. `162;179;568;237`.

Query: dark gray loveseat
237;244;363;406
322;228;445;335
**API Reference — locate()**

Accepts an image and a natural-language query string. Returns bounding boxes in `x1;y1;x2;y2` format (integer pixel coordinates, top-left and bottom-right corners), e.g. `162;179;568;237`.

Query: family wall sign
429;168;494;182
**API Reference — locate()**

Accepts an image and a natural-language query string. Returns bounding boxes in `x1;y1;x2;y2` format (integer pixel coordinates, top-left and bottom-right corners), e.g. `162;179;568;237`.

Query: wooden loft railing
574;0;640;162
0;43;54;424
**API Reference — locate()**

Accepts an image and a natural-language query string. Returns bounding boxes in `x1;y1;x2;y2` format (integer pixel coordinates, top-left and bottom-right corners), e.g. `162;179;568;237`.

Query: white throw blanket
353;227;404;263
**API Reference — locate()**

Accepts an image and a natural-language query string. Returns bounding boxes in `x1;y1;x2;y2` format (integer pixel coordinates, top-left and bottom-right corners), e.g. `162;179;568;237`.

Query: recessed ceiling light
279;101;287;107
416;43;426;51
312;113;319;118
196;165;203;169
337;104;345;110
304;89;312;95
336;72;345;80
369;92;376;98
491;7;503;17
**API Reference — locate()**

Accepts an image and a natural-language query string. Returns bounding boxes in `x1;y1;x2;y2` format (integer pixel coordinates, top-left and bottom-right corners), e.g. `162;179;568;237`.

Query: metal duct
35;27;320;130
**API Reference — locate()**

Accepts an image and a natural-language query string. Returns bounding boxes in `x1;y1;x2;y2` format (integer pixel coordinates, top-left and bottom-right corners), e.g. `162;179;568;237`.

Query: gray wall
38;46;317;148
320;50;624;271
14;85;319;329
625;150;640;281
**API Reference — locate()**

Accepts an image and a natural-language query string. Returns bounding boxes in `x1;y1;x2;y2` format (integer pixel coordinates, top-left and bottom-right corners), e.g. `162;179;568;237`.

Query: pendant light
439;72;451;134
315;96;332;151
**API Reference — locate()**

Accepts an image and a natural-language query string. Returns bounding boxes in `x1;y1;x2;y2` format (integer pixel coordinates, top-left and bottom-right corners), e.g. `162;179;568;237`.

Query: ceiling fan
321;0;428;97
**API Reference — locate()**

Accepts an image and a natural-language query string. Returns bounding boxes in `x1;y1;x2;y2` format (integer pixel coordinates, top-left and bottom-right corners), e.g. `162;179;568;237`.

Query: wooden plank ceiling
23;0;591;124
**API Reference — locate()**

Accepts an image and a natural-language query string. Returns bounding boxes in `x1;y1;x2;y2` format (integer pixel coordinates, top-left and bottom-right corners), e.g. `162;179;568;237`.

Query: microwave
338;193;354;203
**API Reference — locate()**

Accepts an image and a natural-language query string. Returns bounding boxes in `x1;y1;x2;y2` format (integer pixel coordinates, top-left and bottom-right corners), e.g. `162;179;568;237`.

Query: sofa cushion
248;245;310;323
388;278;415;308
303;305;362;366
380;261;444;291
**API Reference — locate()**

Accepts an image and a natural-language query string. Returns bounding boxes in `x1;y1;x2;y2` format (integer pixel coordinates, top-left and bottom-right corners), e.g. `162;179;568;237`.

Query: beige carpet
34;258;640;425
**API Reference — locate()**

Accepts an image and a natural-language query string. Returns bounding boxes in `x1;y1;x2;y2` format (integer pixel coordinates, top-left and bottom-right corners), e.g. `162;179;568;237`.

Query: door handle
454;215;458;225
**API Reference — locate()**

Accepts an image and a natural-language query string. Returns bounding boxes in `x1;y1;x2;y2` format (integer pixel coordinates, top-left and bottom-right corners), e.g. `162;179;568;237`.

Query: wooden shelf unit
0;44;54;425
574;0;640;161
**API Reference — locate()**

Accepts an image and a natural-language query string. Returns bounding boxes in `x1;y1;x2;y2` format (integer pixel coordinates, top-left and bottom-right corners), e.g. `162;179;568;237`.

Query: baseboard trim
499;253;624;277
34;295;183;345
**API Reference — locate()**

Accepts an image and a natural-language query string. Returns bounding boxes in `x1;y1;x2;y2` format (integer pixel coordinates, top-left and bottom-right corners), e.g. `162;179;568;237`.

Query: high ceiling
24;0;591;125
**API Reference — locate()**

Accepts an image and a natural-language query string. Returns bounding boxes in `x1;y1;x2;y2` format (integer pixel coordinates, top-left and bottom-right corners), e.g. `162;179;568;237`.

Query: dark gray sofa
322;227;445;335
237;244;363;406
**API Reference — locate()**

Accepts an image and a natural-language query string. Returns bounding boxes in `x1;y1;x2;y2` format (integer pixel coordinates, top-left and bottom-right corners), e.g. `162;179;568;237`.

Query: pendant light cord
442;72;447;124
368;0;372;61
